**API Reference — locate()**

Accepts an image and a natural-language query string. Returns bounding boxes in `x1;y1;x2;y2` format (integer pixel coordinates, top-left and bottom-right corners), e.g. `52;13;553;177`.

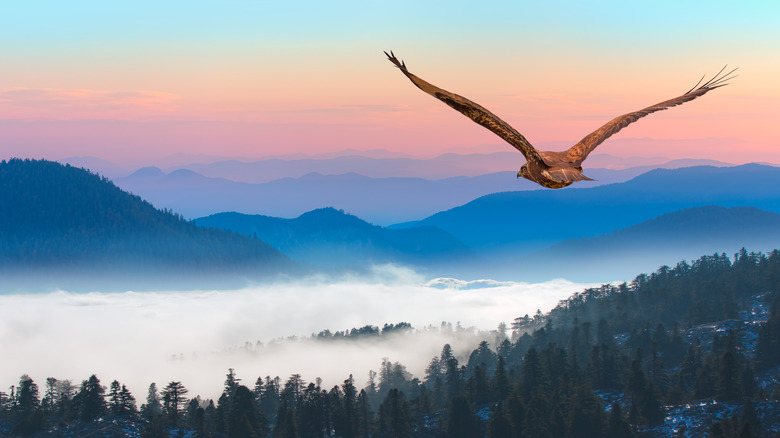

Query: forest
0;159;295;290
2;249;780;437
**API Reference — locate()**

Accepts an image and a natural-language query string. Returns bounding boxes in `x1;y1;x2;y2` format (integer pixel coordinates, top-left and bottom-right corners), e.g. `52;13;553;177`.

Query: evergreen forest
0;159;295;290
3;249;780;437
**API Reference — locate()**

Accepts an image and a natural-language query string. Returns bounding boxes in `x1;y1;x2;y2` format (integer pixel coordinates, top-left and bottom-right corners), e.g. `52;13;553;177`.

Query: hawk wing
564;66;737;166
385;51;545;167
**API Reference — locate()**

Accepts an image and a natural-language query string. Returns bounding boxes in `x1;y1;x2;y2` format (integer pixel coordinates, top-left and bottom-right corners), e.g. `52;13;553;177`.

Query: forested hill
194;208;474;268
0;159;295;291
3;250;780;437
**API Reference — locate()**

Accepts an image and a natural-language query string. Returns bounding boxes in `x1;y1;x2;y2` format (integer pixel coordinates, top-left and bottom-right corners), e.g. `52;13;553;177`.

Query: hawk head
517;165;529;180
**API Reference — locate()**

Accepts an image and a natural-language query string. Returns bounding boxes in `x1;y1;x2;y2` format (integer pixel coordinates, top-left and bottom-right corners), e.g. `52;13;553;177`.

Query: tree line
3;249;780;436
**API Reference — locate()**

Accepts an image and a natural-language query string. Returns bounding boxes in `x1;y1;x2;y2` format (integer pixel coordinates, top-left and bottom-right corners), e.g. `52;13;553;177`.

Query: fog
1;265;605;400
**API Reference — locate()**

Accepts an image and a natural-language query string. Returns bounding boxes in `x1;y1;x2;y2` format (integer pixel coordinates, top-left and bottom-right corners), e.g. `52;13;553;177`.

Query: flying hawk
385;51;736;189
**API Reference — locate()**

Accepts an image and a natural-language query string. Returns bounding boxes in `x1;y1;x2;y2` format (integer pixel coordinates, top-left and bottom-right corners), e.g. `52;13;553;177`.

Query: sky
1;1;779;165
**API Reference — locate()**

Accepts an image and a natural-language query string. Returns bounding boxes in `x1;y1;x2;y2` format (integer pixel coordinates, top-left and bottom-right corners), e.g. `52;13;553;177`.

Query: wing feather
385;51;544;167
565;66;737;165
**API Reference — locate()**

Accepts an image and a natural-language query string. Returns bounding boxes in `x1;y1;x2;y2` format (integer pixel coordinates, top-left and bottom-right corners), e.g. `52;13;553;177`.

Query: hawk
385;51;736;189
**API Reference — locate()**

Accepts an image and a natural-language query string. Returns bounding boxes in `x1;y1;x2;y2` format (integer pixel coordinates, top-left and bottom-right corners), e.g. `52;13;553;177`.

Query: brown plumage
385;51;736;189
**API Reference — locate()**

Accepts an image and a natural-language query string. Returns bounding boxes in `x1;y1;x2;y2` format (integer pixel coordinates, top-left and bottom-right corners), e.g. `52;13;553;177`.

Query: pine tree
566;386;603;438
445;357;462;402
42;377;57;415
492;355;511;401
487;402;514;437
717;351;743;401
465;365;490;405
109;380;122;415
447;396;481;438
13;376;42;436
605;403;633;438
282;409;299;438
161;381;189;426
142;383;162;419
520;347;542;396
76;374;105;421
227;385;268;438
224;368;241;399
505;393;524;435
119;384;136;415
377;389;411;438
194;406;208;438
260;376;281;418
337;375;358;438
357;389;373;438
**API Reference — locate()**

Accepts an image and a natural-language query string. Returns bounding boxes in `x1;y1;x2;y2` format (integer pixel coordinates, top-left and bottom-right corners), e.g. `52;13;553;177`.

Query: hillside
194;208;474;268
399;164;780;255
0;159;295;291
485;206;780;281
3;250;780;437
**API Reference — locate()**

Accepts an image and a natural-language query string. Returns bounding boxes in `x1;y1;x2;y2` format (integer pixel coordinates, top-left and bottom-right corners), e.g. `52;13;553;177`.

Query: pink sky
2;2;779;166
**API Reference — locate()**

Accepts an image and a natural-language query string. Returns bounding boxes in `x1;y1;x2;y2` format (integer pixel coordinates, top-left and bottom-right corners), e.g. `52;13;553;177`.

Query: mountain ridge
194;208;474;269
0;158;296;291
402;164;780;255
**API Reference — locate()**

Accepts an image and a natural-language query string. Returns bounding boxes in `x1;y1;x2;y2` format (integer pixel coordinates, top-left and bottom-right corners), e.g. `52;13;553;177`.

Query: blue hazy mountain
396;164;780;257
194;208;474;269
113;159;728;225
483;205;780;281
163;151;732;183
0;159;296;292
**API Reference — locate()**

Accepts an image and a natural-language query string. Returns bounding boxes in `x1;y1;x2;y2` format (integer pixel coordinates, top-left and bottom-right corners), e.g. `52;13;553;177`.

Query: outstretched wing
565;66;737;166
385;51;544;167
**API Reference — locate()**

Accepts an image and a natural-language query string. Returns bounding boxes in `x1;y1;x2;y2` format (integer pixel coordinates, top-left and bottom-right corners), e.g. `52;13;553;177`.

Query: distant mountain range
492;206;780;281
0;159;296;291
5;158;780;289
195;208;474;269
112;158;738;225
397;164;780;257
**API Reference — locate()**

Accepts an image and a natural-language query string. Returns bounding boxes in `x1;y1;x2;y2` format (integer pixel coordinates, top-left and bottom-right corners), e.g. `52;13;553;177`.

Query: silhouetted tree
227;385;267;438
377;389;411;438
75;374;105;421
447;396;481;438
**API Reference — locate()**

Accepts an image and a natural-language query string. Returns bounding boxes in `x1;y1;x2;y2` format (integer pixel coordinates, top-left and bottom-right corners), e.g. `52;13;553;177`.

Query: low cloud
1;266;601;399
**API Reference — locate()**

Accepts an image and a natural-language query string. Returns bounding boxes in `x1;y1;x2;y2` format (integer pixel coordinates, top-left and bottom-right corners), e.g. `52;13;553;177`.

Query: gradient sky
1;0;779;165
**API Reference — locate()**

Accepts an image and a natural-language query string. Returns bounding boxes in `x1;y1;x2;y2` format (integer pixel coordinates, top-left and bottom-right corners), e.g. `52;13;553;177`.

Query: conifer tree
109;380;122;415
161;381;189;426
605;402;633;438
142;383;162;419
487;402;513;437
492;355;511;401
227;385;267;438
357;389;373;438
447;396;481;438
13;376;42;436
717;351;743;401
505;393;525;434
377;389;411;438
42;377;57;415
520;347;542;396
76;374;105;421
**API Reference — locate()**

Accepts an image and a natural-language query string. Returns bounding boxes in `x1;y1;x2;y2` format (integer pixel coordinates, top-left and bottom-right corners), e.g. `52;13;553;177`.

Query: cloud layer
1;266;602;400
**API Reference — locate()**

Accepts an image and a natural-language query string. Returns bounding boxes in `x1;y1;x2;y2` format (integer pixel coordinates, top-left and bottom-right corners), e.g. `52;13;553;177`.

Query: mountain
112;160;731;225
164;152;735;184
194;208;474;269
398;164;780;257
0;159;296;291
495;206;780;281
